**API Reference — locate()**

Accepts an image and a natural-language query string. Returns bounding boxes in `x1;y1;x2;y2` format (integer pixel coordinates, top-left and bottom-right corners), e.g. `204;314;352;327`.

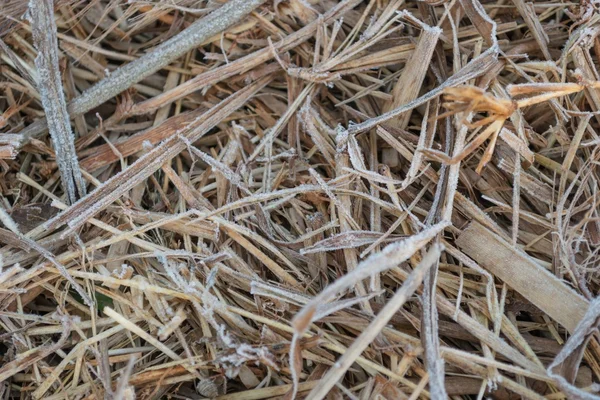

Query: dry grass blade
384;21;441;129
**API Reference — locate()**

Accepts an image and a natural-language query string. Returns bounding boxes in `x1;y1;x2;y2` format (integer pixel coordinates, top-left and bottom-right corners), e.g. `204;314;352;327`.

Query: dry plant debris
3;0;600;399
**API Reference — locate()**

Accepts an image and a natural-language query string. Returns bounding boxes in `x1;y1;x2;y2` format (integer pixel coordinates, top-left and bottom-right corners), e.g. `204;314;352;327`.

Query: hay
1;0;600;398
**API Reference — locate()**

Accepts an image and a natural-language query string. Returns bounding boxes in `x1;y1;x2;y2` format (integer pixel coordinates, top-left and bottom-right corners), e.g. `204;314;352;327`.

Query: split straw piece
456;222;588;333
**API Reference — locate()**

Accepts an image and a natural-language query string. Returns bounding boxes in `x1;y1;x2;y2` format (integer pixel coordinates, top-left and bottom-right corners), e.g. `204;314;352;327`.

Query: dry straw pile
1;0;600;398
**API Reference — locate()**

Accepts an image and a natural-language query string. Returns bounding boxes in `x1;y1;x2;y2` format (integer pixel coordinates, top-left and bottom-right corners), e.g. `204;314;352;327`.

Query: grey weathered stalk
28;0;87;204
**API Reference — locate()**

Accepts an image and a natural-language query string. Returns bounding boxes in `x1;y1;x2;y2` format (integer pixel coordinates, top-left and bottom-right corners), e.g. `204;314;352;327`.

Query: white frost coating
27;0;87;205
0;264;24;286
142;140;153;150
360;15;377;41
255;148;296;162
347;135;367;170
575;26;600;49
396;10;443;35
250;281;310;305
335;125;349;154
16;0;266;146
114;264;133;279
301;231;390;254
304;245;442;400
0;206;19;234
156;252;188;289
312;291;382;322
301;233;436;396
50;199;62;209
206;266;219;290
470;0;499;46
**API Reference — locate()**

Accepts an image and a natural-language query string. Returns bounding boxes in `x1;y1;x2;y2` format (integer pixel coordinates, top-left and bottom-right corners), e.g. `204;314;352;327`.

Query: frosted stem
27;0;86;204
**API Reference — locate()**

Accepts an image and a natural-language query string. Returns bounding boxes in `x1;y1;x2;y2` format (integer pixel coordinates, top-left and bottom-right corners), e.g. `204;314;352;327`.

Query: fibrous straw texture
2;0;600;399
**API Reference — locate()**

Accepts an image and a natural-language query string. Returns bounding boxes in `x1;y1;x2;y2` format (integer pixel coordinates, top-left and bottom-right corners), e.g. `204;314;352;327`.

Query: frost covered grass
1;0;600;399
